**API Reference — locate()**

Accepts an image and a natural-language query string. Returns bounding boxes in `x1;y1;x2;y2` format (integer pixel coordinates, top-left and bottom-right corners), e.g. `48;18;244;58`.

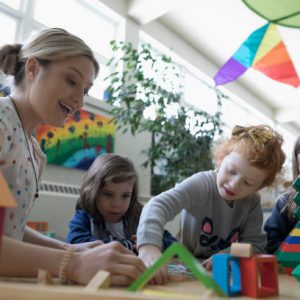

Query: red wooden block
280;243;300;252
284;267;294;275
240;255;279;298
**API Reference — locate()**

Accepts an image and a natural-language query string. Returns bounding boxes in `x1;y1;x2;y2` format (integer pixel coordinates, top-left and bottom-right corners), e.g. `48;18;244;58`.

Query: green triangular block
294;221;300;229
294;192;300;206
128;242;226;297
292;178;300;191
277;250;300;268
294;207;300;220
292;264;300;282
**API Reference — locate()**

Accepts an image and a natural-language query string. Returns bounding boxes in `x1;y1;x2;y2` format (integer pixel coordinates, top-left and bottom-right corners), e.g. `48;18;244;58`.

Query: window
0;0;124;101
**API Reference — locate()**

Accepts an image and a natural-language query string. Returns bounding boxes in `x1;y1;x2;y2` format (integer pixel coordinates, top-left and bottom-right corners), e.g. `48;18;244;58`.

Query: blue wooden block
286;236;300;244
212;253;241;296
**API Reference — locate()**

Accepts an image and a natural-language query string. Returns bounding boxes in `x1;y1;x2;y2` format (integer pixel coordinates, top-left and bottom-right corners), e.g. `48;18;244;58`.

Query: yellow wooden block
290;228;300;236
85;270;110;291
37;269;54;285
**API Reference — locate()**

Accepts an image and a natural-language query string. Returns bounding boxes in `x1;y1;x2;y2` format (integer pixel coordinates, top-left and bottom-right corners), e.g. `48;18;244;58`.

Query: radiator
29;181;80;241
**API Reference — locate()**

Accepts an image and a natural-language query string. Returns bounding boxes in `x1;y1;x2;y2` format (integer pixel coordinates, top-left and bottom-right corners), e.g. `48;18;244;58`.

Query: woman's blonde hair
213;125;286;188
0;27;99;85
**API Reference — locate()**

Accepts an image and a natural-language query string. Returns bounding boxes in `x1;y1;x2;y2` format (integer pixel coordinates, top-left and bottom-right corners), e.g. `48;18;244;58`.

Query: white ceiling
127;0;300;132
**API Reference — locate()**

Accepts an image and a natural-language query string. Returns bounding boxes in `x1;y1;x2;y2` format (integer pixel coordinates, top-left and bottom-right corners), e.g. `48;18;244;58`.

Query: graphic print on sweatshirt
199;217;240;253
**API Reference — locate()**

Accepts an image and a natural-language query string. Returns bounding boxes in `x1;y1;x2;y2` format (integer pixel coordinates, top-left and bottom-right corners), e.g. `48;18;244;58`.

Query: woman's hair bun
0;43;22;76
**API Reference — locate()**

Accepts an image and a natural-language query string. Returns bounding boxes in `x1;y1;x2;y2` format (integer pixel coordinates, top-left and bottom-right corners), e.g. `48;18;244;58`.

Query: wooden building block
240;255;278;298
212;253;241;296
85;270;110;290
37;269;54;285
230;243;253;258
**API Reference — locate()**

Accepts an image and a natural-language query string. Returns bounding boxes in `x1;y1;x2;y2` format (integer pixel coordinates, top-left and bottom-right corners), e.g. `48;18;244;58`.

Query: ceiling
127;0;300;133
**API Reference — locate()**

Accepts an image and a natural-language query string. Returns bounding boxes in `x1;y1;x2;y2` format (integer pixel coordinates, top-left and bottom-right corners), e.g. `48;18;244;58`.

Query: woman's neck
10;93;39;136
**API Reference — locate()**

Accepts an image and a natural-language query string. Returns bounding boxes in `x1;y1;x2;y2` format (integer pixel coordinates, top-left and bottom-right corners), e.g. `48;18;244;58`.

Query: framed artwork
36;109;115;170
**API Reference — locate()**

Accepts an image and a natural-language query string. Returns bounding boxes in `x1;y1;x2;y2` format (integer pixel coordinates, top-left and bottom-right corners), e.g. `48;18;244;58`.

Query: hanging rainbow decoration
214;23;300;88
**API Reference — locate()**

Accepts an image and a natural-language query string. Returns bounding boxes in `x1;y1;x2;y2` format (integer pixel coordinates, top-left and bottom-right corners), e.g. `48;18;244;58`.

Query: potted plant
105;41;223;195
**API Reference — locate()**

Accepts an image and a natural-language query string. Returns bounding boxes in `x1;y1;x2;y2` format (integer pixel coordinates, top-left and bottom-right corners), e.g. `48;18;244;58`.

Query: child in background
137;125;285;284
0;28;145;286
264;136;300;254
67;153;177;252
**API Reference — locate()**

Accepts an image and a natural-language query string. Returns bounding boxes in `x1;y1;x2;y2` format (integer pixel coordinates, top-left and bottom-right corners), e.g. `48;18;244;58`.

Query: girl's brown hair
213;125;286;188
76;153;142;225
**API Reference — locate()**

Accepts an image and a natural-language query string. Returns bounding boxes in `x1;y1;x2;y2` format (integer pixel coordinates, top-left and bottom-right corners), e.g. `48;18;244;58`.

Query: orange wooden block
240;255;278;298
27;221;49;232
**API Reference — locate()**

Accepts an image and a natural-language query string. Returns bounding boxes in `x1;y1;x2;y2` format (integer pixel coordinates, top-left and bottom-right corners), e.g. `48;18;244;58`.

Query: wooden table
0;274;299;300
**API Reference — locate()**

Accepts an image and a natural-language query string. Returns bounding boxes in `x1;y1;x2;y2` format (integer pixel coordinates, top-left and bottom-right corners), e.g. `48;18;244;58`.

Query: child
264;136;300;254
0;28;145;286
67;153;177;252
137;125;285;284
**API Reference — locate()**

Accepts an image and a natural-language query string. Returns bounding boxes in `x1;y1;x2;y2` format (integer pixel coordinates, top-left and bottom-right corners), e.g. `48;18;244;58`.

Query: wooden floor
0;274;299;300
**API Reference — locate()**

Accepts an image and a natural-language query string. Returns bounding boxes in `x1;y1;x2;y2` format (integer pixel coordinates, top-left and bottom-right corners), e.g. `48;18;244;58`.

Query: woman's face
27;55;96;127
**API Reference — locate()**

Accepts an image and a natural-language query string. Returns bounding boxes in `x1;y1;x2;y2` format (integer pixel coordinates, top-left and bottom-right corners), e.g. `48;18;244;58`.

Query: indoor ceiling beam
275;105;300;123
127;0;183;24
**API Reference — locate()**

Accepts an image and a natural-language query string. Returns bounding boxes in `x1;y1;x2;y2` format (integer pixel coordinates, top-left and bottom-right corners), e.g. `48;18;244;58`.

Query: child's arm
23;226;102;251
263;192;295;254
66;210;100;244
0;236;146;286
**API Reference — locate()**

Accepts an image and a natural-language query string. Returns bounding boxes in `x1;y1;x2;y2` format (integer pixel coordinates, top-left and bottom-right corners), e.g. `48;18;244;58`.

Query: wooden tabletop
0;274;299;300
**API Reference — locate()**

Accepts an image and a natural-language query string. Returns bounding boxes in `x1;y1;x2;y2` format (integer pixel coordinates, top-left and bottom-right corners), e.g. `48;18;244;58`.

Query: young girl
137;125;285;284
67;153;176;252
263;136;300;254
0;28;145;286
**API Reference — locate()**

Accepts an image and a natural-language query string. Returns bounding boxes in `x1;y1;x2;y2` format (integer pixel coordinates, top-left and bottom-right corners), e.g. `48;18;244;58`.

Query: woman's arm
0;236;146;286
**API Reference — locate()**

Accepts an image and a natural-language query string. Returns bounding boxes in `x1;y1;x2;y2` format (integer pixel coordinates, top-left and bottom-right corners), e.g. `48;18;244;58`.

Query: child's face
96;180;134;223
216;151;268;201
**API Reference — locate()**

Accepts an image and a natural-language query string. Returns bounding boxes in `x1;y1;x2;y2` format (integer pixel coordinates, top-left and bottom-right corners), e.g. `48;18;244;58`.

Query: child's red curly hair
213;125;286;188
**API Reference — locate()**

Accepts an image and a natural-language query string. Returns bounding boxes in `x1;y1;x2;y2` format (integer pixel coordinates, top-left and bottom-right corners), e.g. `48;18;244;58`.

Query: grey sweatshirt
137;170;266;258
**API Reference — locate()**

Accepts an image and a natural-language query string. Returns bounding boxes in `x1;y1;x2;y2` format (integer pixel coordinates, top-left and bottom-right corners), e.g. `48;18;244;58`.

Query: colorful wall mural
36;109;115;170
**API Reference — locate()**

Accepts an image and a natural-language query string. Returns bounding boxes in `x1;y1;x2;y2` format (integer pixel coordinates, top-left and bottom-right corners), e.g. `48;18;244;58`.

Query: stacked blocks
213;243;278;298
277;178;300;279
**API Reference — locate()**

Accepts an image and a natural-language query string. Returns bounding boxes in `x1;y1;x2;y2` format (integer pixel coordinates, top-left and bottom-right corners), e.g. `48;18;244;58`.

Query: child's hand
202;257;213;271
66;240;103;252
138;244;168;284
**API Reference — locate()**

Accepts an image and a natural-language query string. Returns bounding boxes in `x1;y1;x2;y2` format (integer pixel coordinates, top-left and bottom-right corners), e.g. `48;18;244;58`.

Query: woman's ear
25;57;40;80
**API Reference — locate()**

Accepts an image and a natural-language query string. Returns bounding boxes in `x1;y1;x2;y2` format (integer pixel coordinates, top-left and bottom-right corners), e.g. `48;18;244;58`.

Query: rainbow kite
214;23;300;88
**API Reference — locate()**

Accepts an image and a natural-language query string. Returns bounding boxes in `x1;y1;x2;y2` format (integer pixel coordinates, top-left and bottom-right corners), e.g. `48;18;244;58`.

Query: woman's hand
138;244;168;284
69;242;146;286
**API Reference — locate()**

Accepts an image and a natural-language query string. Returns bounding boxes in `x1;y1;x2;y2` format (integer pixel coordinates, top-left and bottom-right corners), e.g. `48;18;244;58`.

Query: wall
41;97;151;197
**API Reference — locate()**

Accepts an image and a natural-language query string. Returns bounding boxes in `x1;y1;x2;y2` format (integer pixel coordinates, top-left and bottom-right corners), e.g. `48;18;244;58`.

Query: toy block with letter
0;172;17;247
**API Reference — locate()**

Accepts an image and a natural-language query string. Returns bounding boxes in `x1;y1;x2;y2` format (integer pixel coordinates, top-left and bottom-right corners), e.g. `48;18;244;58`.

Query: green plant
105;41;222;195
